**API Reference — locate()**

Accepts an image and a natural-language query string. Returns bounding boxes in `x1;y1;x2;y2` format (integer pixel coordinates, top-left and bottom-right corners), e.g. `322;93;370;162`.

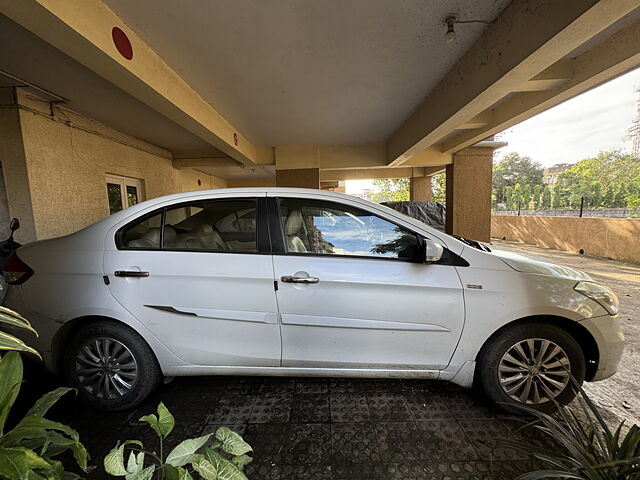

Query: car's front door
103;196;281;367
270;195;465;370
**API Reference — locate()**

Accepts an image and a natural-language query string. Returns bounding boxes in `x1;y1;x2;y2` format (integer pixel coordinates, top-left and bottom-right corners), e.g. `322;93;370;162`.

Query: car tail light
2;252;34;285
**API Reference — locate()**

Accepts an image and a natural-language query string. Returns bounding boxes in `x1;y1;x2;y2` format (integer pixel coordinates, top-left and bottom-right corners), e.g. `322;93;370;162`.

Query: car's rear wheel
478;322;586;413
63;321;162;410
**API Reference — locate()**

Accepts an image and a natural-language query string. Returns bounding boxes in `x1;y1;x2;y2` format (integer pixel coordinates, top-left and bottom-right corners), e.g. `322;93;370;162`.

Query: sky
346;66;640;195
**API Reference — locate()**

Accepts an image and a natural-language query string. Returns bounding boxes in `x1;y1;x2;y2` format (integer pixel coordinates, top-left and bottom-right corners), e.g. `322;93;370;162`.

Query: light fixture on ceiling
444;15;458;44
443;14;494;44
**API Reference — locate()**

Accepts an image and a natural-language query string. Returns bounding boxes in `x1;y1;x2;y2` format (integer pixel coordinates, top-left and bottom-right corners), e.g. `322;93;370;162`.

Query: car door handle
281;275;319;284
114;270;150;278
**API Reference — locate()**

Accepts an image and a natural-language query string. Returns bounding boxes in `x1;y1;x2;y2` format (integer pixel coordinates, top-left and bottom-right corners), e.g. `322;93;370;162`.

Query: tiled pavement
15;366;553;480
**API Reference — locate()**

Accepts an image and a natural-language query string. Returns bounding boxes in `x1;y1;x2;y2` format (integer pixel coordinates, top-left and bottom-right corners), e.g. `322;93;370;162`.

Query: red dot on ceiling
198;179;202;186
112;27;133;60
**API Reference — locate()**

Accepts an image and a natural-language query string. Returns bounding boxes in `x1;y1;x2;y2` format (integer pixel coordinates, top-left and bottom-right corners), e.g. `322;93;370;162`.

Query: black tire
62;320;162;411
477;322;586;414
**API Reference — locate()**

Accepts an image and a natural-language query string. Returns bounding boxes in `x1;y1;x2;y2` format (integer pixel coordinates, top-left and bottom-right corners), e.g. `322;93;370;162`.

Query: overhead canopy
1;0;639;181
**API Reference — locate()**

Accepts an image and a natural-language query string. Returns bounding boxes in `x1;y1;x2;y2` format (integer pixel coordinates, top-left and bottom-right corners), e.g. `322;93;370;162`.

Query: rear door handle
281;275;319;284
114;270;150;278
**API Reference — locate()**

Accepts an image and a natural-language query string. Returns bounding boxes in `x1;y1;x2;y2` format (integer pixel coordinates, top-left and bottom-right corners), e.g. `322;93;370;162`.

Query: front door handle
281;275;319;284
114;270;150;278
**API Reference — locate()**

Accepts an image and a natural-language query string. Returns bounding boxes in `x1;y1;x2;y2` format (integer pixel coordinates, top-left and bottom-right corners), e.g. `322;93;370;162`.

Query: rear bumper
579;314;624;381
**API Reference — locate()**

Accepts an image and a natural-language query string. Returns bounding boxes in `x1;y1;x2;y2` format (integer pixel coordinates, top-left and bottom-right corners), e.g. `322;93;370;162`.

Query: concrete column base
276;168;320;189
410;176;432;201
445;146;493;242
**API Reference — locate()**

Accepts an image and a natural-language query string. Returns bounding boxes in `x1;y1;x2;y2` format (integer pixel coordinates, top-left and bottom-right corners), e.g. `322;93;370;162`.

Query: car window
278;198;420;260
164;200;257;251
121;213;163;249
119;199;257;252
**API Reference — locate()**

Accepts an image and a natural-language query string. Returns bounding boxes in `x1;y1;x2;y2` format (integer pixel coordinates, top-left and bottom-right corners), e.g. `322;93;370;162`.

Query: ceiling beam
441;18;640;153
321;167;435;182
173;157;240;170
387;0;639;165
0;0;259;166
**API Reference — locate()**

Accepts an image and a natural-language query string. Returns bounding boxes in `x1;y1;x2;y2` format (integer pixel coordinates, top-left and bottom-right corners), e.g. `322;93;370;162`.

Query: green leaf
0;416;88;471
156;402;175;438
0;447;50;480
104;443;128;476
126;450;145;475
139;402;174;439
231;454;253;471
0;351;23;433
215;427;252;456
191;455;217;480
165;434;212;467
178;466;194;480
0;308;38;336
104;440;143;477
163;464;181;480
26;387;74;418
203;448;248;480
125;464;155;480
0;331;41;358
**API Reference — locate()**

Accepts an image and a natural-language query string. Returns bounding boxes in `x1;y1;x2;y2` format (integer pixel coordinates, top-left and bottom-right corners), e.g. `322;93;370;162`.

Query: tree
532;184;542;209
431;173;446;203
541;186;552;209
372;178;410;202
551;184;563;209
522;184;533;209
493;153;544;204
555;150;640;208
603;186;615;207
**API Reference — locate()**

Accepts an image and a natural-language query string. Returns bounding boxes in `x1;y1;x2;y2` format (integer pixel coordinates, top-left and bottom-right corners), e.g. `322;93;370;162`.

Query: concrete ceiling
0;14;225;157
102;0;511;146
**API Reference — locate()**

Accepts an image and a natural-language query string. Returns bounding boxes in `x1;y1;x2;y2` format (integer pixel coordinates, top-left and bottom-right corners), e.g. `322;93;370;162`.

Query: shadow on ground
14;362;551;480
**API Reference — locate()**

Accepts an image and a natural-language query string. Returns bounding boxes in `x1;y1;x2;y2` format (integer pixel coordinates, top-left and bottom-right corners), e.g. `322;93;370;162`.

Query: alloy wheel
74;337;138;399
498;338;571;404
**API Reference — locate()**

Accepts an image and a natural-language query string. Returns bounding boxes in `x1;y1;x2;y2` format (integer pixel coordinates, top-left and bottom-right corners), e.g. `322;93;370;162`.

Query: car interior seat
284;210;308;252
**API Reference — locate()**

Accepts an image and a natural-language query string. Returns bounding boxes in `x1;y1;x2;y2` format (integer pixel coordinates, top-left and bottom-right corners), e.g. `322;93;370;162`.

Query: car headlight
574;281;619;315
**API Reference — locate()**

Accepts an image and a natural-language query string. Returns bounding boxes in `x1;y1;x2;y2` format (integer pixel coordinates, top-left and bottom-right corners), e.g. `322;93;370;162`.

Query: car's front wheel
63;321;162;410
478;322;586;413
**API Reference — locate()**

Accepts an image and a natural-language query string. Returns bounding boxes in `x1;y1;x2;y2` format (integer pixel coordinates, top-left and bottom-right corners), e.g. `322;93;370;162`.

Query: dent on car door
270;197;465;370
103;196;282;367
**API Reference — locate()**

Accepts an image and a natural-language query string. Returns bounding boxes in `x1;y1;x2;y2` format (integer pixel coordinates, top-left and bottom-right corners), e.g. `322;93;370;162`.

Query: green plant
0;308;88;479
497;385;640;480
0;306;40;357
104;402;253;480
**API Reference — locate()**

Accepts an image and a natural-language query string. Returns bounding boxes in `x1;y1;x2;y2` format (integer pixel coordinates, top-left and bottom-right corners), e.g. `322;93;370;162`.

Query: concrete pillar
410;176;432;201
0;88;37;243
276;168;320;189
445;146;494;242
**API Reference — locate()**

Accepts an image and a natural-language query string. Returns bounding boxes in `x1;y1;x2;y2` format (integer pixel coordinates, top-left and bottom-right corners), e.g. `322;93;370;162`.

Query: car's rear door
103;194;281;367
268;193;465;370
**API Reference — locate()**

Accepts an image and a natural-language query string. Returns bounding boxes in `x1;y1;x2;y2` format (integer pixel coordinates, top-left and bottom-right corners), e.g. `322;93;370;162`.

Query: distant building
543;163;574;185
353;188;374;201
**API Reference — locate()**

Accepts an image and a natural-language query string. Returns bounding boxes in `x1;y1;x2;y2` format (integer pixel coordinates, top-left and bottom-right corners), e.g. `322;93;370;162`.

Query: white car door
103;196;281;367
270;195;465;370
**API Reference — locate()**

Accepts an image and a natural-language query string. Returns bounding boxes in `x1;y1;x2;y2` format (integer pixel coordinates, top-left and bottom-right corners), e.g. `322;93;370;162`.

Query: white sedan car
3;188;624;411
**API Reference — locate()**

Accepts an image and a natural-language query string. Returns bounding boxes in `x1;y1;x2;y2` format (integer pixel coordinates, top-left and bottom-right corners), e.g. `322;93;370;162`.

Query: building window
106;175;144;215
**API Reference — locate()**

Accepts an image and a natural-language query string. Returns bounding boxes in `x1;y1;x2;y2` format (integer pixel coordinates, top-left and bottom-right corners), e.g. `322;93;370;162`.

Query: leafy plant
497;385;640;480
0;308;88;479
0;306;40;357
104;402;253;480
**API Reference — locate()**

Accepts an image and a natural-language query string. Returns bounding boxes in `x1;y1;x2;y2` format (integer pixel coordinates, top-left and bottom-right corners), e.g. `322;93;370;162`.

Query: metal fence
492;207;639;218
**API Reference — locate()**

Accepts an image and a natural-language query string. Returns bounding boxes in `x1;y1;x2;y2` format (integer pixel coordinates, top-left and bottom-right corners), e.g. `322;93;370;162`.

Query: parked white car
3;188;624;411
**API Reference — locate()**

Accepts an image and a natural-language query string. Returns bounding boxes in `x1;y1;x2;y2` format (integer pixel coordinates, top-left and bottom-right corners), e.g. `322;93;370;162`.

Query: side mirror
424;238;444;263
9;218;19;232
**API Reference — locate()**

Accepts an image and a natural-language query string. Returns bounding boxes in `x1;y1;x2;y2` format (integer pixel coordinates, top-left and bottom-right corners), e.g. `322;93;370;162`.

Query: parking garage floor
11;240;639;480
